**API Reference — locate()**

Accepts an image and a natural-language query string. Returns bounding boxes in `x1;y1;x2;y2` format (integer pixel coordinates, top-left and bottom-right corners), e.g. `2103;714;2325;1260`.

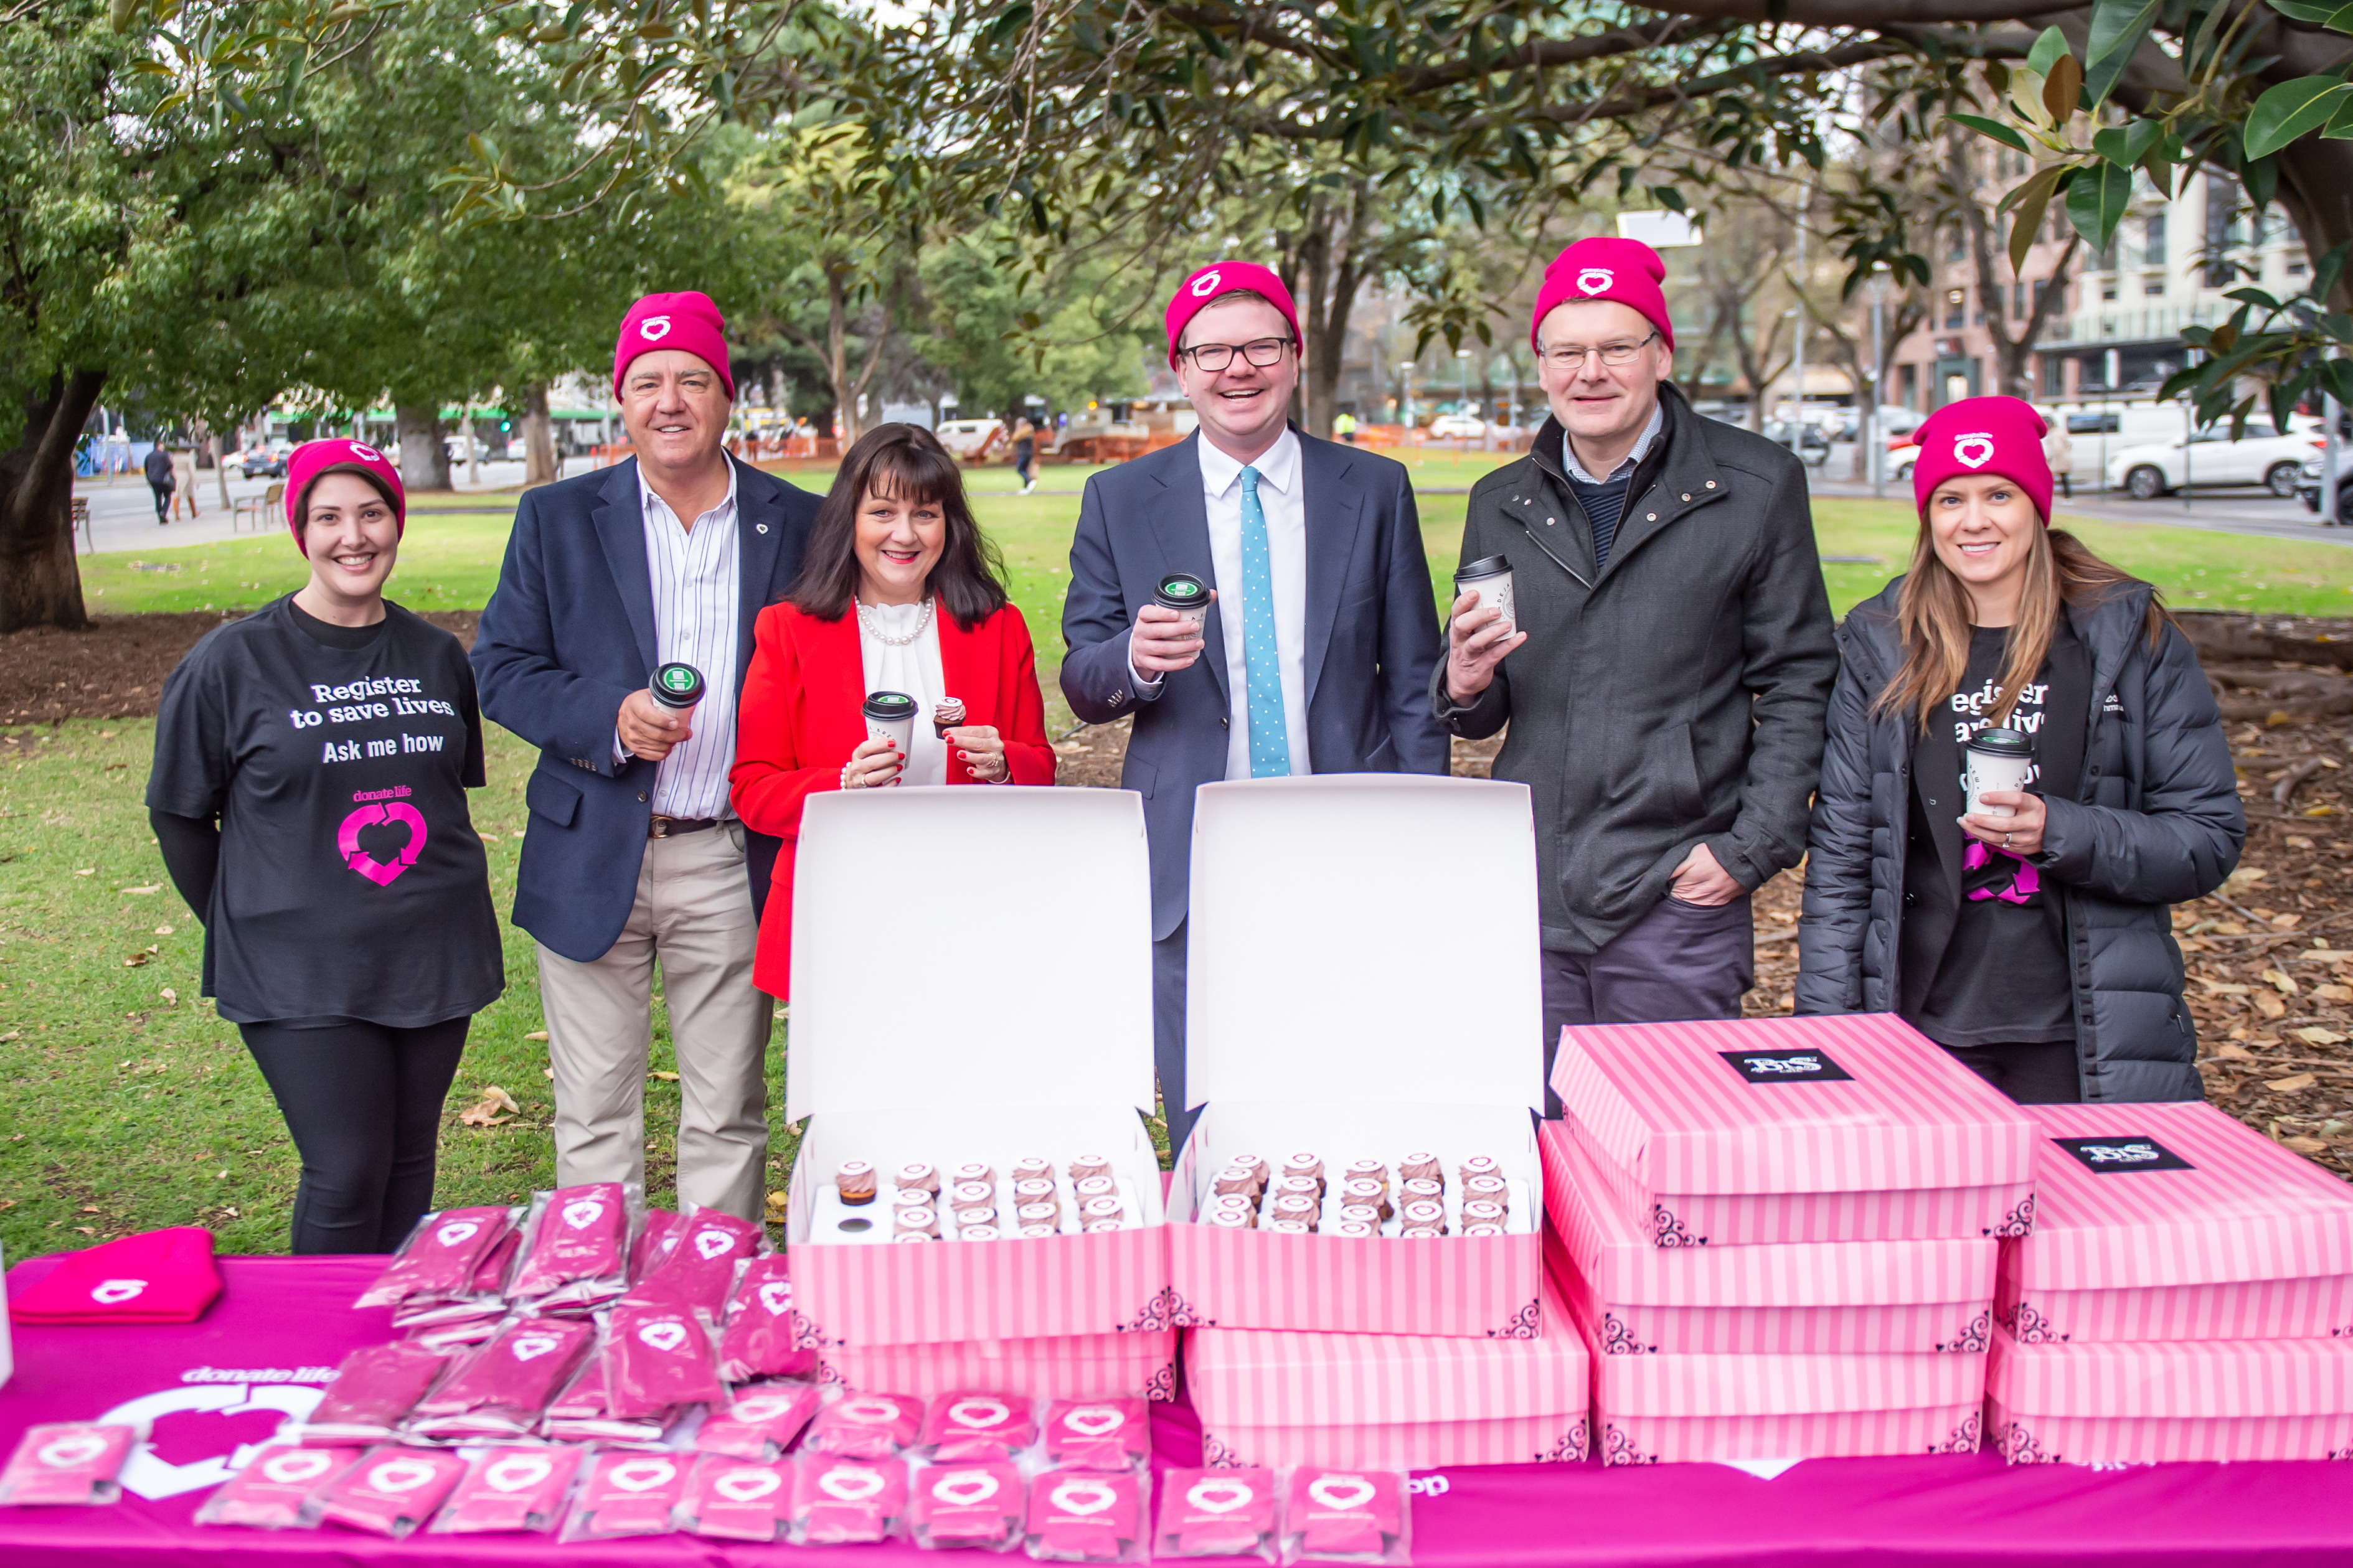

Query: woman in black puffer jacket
1796;397;2242;1102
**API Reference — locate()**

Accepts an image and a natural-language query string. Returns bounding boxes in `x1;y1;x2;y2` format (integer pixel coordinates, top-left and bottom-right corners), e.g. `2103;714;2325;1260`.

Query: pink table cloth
5;1253;2352;1565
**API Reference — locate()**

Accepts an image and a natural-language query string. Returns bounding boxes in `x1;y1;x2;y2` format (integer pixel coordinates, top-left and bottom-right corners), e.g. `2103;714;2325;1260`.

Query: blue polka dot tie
1238;466;1291;779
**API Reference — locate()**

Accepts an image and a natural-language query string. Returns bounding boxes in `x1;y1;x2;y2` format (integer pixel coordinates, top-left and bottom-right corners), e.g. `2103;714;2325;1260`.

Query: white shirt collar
1561;400;1664;486
1198;426;1301;499
638;456;739;528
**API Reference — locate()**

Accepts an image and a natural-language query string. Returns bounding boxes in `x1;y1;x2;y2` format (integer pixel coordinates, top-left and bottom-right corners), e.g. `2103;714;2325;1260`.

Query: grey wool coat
1795;577;2244;1101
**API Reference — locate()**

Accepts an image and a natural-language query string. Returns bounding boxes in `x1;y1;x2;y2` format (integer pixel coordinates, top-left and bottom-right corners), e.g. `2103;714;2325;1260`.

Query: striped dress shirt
633;464;741;819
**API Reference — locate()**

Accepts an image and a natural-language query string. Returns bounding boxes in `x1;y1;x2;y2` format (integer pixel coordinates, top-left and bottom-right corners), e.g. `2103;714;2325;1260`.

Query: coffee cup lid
1966;726;2035;757
1455;553;1511;582
864;691;918;721
650;662;705;708
1154;572;1209;609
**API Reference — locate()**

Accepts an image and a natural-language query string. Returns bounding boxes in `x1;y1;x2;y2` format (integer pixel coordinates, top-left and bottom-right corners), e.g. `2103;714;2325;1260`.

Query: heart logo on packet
560;1199;605;1229
1188;1479;1254;1514
932;1470;1000;1507
259;1452;336;1485
1062;1407;1125;1437
508;1335;560;1363
37;1435;110;1469
756;1281;792;1317
435;1220;481;1249
608;1458;677;1494
1050;1480;1118;1516
714;1468;783;1504
948;1397;1011;1431
818;1468;886;1503
732;1395;795;1423
366;1459;440;1495
692;1228;735;1261
484;1454;554;1494
637;1320;690;1353
89;1279;148;1305
1308;1476;1377;1512
839;1399;901;1425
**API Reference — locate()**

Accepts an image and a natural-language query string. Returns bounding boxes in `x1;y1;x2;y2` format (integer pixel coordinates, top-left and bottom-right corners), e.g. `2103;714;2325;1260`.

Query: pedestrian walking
170;447;200;521
143;444;175;524
1011;413;1039;494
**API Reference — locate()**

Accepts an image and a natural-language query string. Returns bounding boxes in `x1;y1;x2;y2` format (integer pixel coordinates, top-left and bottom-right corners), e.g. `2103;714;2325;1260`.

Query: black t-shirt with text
148;596;503;1026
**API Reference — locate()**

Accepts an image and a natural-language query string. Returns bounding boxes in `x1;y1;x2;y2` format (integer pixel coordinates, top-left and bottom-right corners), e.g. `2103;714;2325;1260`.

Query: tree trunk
0;369;106;633
394;403;453;492
1282;179;1375;441
521;382;559;486
212;433;232;510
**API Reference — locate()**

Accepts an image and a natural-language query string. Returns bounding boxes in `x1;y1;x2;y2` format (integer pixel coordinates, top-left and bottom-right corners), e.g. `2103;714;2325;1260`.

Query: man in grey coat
1435;235;1838;1095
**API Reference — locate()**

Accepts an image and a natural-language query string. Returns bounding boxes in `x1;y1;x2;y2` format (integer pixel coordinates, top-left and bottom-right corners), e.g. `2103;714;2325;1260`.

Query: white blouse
857;599;950;786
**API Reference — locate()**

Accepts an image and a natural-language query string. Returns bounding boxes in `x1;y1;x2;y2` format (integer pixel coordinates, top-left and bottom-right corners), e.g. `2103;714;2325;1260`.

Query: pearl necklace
856;596;934;647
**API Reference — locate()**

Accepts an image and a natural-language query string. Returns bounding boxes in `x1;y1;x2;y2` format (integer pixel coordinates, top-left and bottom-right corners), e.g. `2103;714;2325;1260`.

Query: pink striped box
1552;1013;2040;1246
1186;1271;1590;1472
1564;1289;1989;1466
1988;1325;2353;1463
785;789;1170;1349
1170;778;1547;1338
1542;1122;1999;1354
821;1328;1178;1404
1997;1101;2353;1345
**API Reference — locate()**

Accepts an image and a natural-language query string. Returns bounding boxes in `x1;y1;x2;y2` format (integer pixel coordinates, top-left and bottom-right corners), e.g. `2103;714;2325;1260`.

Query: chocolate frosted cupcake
1400;1152;1441;1183
949;1181;996;1213
1344;1160;1389;1190
1082;1196;1126;1224
951;1161;994;1188
1332;1221;1377;1239
1399;1199;1446;1232
895;1205;940;1239
1084;1220;1125;1234
1265;1218;1314;1235
1464;1174;1508;1206
1401;1177;1443;1204
895;1232;937;1244
836;1160;878;1207
1336;1204;1382;1229
1230;1154;1271;1186
896;1163;941;1196
1459;1155;1501;1186
1019;1223;1059;1239
1207;1208;1254;1231
1073;1176;1117;1202
1461;1224;1506;1238
1068;1154;1113;1183
960;1224;1001;1242
1212;1166;1261;1199
1011;1157;1055;1185
1462;1199;1507;1228
1016;1201;1061;1229
1341;1178;1390;1219
933;697;967;738
1281;1153;1324;1187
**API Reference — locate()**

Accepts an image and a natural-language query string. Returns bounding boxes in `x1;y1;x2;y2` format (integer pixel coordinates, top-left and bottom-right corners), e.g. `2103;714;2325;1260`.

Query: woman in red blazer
732;423;1055;997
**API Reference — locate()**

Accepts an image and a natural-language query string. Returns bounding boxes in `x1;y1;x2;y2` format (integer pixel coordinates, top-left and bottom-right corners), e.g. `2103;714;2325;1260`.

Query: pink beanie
1164;261;1302;369
1911;397;2054;524
613;291;737;401
1530;237;1674;350
285;438;406;555
8;1226;222;1325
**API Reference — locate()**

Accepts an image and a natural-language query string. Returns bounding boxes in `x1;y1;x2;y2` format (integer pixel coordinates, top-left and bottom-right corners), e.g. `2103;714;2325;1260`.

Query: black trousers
1153;922;1196;1155
1014;442;1035;484
239;1016;471;1254
1540;894;1755;1115
1943;1040;2081;1104
149;480;174;520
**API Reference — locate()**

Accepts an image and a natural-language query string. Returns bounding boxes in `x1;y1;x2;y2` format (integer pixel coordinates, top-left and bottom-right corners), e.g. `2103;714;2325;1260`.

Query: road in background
76;461;532;556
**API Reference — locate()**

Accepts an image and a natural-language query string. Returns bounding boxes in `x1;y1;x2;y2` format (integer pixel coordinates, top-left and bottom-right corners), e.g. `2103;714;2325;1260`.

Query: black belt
648;815;724;838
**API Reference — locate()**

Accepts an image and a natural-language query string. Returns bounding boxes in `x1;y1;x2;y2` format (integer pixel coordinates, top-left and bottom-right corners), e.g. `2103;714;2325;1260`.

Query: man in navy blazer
1062;262;1449;1150
474;291;818;1221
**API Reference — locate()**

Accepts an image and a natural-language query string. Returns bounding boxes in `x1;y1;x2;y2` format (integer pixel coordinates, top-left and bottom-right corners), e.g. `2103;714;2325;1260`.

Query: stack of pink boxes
1546;1013;2041;1464
1989;1101;2353;1463
1173;778;1590;1469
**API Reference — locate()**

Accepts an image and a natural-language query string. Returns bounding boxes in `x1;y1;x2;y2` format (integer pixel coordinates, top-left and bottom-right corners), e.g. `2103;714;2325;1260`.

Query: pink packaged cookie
605;1303;725;1419
537;1348;667;1445
806;1391;925;1459
560;1450;690;1541
193;1444;352;1529
408;1317;595;1439
1042;1399;1149;1472
301;1342;450;1442
717;1255;818;1381
631;1208;681;1282
920;1391;1036;1462
909;1460;1027;1551
1158;1468;1279;1561
0;1424;137;1505
792;1455;909;1545
429;1444;583;1535
627;1203;766;1316
1283;1469;1410;1564
470;1224;521;1295
677;1453;795;1542
312;1445;468;1538
1027;1468;1150;1562
358;1206;514;1310
508;1181;639;1307
695;1382;823;1461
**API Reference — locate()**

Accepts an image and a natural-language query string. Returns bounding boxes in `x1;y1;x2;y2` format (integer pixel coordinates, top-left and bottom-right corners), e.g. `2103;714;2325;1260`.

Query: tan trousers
535;822;771;1221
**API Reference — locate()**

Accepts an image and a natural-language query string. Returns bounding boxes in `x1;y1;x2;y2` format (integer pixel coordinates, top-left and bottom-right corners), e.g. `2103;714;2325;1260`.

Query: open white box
785;786;1171;1348
1167;776;1546;1338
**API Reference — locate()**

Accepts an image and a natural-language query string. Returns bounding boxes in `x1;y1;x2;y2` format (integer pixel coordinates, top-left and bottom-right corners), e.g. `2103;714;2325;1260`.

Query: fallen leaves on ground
649;1069;680;1082
458;1086;521;1128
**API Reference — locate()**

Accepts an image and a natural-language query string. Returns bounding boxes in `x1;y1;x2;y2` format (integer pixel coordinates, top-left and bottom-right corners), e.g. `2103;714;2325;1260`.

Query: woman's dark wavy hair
786;423;1009;631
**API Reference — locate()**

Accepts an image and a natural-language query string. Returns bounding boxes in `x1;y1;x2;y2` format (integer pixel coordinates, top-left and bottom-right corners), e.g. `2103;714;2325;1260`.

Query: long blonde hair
1873;523;2167;731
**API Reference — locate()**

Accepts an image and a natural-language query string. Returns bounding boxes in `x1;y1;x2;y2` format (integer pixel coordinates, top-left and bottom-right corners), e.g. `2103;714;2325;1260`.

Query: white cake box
821;1328;1178;1404
1166;777;1547;1338
785;787;1171;1348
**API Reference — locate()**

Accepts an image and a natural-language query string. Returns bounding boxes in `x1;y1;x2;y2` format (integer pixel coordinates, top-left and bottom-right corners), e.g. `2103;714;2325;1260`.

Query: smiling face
1176;294;1299;462
853;477;947;606
1926;472;2042;616
301;472;400;604
620;349;732;477
1535;298;1671;448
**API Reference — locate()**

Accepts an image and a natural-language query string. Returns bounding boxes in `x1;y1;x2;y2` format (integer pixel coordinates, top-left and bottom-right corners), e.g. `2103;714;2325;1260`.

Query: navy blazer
473;455;820;962
1060;428;1450;939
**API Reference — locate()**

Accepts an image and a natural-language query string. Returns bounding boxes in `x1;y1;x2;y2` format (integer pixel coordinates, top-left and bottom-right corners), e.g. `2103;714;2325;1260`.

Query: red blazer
730;600;1056;997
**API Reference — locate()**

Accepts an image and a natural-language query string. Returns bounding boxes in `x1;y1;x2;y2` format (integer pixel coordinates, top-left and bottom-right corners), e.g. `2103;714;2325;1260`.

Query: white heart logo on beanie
483;1453;554;1493
89;1279;148;1305
732;1394;795;1422
608;1457;676;1493
1062;1406;1125;1437
757;1280;792;1317
1190;270;1224;298
365;1458;440;1495
1575;267;1615;296
639;315;672;342
693;1228;735;1261
435;1220;481;1249
560;1198;604;1229
1953;433;1996;469
1050;1479;1118;1516
818;1467;885;1503
37;1434;110;1469
1187;1478;1253;1514
259;1451;335;1485
931;1470;999;1507
840;1398;901;1425
508;1335;560;1363
714;1468;783;1503
347;441;384;464
636;1320;689;1353
948;1397;1011;1430
1308;1476;1377;1512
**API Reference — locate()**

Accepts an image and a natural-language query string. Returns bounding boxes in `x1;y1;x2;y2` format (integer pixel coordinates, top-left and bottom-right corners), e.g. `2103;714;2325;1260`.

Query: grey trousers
535;822;772;1221
1153;922;1197;1155
1540;893;1753;1114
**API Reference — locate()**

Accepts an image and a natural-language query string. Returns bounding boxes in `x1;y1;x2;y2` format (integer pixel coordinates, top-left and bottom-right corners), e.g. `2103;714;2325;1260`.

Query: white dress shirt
857;599;950;787
1201;428;1313;779
1562;400;1665;484
628;463;742;819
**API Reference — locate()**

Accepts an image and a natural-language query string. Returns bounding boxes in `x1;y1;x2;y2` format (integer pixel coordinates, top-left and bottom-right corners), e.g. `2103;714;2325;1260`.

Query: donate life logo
1718;1047;1854;1084
337;800;428;887
346;441;383;464
2052;1136;2195;1173
1953;433;1997;469
1190;270;1224;298
639;315;673;342
1575;267;1615;296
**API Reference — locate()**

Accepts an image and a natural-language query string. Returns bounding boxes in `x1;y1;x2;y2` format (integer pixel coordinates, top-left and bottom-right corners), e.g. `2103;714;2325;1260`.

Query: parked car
935;417;1004;458
237;442;290;479
1427;413;1487;438
1761;419;1831;466
2104;420;2323;500
2296;454;2353;520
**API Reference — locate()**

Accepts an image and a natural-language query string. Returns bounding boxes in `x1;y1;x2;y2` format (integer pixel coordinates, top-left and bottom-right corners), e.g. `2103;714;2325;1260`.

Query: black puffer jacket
1795;578;2243;1101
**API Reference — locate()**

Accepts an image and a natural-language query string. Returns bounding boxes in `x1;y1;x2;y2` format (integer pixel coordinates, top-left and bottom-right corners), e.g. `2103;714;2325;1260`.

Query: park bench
232;481;285;534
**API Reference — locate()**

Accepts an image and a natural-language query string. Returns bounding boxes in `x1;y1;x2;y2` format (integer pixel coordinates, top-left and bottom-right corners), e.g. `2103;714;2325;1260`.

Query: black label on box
1716;1048;1854;1084
2050;1137;2195;1173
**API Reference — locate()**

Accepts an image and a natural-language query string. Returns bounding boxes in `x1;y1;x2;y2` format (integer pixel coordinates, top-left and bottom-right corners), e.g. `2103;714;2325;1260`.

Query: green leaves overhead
2063;158;2132;251
2083;0;2161;107
2245;77;2353;159
2266;0;2353;31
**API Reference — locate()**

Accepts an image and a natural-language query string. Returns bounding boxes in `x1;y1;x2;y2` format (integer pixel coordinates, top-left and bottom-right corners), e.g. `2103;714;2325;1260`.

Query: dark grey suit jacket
1060;427;1450;940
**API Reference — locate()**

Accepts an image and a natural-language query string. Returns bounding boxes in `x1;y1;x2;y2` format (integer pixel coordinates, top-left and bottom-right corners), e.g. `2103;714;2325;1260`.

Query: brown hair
1874;521;2169;731
296;463;401;533
786;423;1009;631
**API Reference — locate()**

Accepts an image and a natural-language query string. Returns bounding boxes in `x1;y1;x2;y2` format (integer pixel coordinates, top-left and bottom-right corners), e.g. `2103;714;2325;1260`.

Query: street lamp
1868;263;1890;499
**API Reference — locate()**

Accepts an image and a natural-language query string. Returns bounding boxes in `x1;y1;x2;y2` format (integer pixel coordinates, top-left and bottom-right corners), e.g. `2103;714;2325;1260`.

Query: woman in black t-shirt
1797;398;2242;1103
148;439;503;1252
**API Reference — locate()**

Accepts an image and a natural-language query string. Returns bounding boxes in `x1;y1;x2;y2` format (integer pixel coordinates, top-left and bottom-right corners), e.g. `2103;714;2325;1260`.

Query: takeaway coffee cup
1965;726;2036;819
649;662;705;713
1154;573;1211;639
864;691;918;766
1453;554;1516;634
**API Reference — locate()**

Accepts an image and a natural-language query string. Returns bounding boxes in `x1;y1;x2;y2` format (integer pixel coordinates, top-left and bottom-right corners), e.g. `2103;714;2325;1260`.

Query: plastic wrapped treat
1158;1468;1279;1561
507;1181;640;1308
428;1445;583;1535
408;1315;595;1440
631;1209;681;1284
793;1455;909;1544
1027;1468;1149;1563
311;1446;468;1538
468;1224;522;1297
1042;1399;1149;1472
837;1161;879;1207
605;1303;726;1419
677;1453;795;1542
537;1346;669;1445
920;1392;1037;1463
625;1204;766;1315
0;1424;138;1506
807;1392;927;1460
910;1460;1026;1551
301;1342;450;1442
194;1444;352;1529
717;1256;819;1382
697;1383;824;1461
559;1450;690;1542
357;1206;514;1310
1283;1468;1410;1564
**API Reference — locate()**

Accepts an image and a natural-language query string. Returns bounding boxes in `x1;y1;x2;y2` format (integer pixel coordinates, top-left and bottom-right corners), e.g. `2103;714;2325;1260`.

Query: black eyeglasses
1181;337;1291;372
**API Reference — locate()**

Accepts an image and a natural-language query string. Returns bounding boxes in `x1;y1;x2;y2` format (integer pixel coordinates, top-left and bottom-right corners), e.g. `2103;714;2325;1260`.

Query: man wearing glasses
1063;261;1447;1150
1435;236;1836;1102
